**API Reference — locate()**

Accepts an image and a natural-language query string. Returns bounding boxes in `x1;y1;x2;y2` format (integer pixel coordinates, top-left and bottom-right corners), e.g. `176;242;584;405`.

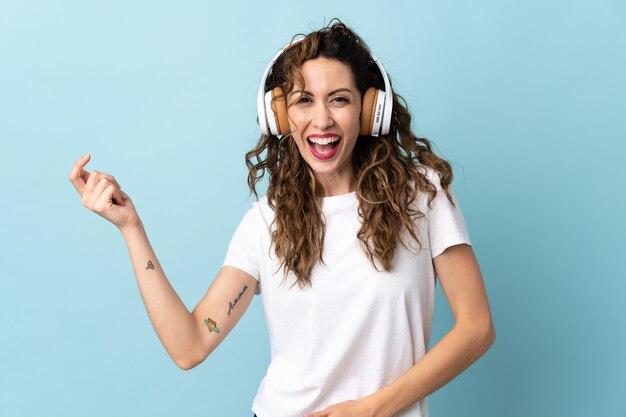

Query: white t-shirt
223;166;471;417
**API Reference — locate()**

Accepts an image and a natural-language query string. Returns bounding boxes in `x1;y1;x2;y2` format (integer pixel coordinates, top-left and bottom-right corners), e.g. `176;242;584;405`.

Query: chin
308;158;348;177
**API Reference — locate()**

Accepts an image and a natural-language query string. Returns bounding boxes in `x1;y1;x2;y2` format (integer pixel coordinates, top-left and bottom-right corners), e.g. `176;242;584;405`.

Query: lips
307;135;342;160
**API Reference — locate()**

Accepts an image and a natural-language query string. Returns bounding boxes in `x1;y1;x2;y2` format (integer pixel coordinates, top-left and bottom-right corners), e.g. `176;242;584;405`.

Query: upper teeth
308;136;340;145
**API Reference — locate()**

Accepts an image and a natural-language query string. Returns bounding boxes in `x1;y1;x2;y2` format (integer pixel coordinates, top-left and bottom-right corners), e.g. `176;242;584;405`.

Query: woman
68;20;495;417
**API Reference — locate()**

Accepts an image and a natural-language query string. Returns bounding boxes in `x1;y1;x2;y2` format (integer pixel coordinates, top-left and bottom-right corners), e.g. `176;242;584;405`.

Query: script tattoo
227;285;248;317
145;260;155;270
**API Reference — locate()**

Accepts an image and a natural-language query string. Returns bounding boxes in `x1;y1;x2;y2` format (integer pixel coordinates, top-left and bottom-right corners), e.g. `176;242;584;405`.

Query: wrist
365;385;397;417
119;219;144;239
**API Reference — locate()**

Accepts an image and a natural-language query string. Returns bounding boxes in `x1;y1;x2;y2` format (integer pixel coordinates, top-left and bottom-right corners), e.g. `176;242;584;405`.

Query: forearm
121;221;202;369
368;321;495;417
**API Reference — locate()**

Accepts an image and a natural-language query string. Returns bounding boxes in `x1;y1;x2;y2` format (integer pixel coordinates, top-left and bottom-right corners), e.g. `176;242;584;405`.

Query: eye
297;96;312;104
332;96;350;103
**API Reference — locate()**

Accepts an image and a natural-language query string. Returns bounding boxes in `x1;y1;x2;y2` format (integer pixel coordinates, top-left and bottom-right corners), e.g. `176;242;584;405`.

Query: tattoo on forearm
227;285;248;317
204;318;220;333
145;260;155;270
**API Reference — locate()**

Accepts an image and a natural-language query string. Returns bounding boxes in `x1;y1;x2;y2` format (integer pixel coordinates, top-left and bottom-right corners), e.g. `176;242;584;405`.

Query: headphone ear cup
360;87;378;136
270;87;290;136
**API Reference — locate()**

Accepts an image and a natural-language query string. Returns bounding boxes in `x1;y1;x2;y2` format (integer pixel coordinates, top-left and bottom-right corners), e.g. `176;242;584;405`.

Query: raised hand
68;153;141;232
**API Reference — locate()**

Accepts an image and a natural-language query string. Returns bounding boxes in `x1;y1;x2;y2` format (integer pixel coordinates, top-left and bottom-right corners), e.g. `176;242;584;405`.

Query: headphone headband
368;52;393;136
257;38;304;135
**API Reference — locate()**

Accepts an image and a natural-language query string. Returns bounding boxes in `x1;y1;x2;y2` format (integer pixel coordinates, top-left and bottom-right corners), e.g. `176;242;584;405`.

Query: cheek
291;135;311;161
289;129;307;153
286;111;305;137
342;109;361;136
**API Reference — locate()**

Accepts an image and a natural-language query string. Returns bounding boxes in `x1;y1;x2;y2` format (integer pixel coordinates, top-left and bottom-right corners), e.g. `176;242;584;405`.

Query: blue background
1;1;625;416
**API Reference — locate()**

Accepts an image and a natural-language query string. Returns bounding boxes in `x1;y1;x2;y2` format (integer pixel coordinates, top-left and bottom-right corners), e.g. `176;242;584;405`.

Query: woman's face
286;57;361;194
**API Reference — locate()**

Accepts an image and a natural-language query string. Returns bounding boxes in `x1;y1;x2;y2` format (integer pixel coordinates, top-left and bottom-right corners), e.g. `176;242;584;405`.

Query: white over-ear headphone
257;39;393;137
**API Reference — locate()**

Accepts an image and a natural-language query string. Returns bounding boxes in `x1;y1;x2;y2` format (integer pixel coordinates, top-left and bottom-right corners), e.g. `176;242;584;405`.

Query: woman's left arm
305;243;496;417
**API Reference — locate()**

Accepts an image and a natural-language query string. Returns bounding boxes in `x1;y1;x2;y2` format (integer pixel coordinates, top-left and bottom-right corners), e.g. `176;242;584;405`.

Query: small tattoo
145;260;154;270
227;285;248;317
204;318;220;333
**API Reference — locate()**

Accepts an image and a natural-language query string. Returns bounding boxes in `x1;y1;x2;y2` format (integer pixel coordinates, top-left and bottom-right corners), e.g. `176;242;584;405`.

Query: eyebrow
288;88;354;98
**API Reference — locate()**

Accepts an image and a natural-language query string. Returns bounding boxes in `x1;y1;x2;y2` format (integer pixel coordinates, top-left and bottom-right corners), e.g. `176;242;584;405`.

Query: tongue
313;142;335;154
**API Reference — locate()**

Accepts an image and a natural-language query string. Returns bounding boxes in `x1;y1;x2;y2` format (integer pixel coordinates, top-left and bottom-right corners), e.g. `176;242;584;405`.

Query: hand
304;398;376;417
68;153;141;232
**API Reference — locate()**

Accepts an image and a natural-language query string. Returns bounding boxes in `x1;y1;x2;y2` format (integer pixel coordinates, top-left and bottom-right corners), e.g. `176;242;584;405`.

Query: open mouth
307;136;342;160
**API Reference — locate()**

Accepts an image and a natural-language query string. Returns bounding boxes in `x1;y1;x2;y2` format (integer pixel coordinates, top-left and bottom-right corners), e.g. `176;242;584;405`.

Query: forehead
295;57;357;92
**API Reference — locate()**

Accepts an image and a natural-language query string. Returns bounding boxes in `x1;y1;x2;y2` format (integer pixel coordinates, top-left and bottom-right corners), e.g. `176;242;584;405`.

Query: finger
95;177;126;206
94;184;118;213
111;185;126;206
84;169;105;195
82;170;99;204
97;172;122;190
85;177;111;209
68;153;91;195
304;412;326;417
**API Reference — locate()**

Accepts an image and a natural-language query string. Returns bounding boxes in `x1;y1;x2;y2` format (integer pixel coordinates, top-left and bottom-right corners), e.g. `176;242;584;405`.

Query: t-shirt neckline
320;191;357;212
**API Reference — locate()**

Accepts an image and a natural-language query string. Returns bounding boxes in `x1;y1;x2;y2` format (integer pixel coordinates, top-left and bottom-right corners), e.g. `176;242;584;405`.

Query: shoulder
247;195;275;228
414;163;443;190
410;163;457;214
407;163;442;204
228;196;274;244
252;194;272;213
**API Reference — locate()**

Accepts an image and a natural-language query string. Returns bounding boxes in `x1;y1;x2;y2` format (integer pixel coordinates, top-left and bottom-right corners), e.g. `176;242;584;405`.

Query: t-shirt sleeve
424;169;472;258
222;204;262;293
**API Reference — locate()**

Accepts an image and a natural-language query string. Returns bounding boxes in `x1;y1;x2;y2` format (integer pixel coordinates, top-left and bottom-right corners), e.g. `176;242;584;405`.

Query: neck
315;172;356;197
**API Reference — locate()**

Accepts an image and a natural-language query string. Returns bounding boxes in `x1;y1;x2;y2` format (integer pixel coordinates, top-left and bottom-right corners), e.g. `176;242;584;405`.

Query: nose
312;102;334;130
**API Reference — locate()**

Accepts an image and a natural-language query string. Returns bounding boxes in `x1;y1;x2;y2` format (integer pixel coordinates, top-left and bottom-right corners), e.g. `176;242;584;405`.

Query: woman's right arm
120;222;257;370
68;154;257;370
